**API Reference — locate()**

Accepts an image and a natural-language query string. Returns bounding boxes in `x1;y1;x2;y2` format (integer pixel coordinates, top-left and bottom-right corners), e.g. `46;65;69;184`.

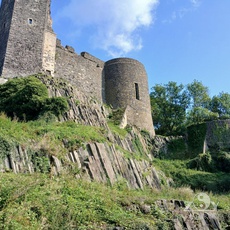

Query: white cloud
58;0;159;57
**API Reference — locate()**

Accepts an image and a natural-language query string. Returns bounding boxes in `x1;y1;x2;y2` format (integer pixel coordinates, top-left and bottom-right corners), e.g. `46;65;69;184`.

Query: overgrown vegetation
0;114;106;158
0;173;229;229
0;76;69;121
187;123;207;155
152;132;230;193
108;108;125;126
107;108;130;138
152;158;230;194
108;121;128;138
0;76;229;228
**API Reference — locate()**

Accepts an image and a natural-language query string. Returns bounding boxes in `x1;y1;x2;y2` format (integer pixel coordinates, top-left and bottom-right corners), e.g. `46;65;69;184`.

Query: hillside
0;75;229;229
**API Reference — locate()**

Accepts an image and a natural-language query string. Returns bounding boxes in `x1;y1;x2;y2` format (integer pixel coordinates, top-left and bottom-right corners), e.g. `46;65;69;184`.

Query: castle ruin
0;0;155;136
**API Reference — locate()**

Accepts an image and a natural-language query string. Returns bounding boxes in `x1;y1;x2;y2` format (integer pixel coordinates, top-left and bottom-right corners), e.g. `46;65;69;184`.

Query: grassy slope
0;115;230;229
0;114;106;158
0;173;229;229
152;159;230;210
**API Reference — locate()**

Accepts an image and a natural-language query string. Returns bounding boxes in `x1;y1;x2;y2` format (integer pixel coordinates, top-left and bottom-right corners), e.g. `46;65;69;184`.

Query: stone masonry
0;0;56;77
0;0;155;136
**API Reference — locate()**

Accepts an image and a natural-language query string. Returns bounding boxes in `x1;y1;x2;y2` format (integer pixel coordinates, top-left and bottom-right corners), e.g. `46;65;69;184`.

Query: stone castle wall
54;40;105;102
0;0;48;77
0;0;56;78
205;119;230;150
0;0;15;75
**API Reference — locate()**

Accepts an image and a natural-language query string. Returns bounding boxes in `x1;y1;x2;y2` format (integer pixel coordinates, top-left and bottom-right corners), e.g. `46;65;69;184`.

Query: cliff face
0;75;161;190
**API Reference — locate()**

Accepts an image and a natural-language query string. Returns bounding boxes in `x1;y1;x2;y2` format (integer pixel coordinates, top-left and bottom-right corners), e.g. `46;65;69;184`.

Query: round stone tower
104;58;155;136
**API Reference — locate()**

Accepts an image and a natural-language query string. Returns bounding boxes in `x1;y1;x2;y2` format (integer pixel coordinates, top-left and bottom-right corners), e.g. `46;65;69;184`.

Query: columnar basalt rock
0;0;155;136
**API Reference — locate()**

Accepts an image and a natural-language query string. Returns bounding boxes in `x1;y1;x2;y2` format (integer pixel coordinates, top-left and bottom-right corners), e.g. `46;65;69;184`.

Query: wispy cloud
162;0;202;24
57;0;159;57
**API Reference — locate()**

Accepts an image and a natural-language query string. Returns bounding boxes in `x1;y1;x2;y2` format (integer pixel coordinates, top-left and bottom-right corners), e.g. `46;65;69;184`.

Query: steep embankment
0;75;229;229
0;75;161;189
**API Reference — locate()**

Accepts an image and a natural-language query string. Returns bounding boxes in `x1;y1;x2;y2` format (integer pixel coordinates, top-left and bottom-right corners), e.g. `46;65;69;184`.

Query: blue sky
1;0;229;96
51;0;230;96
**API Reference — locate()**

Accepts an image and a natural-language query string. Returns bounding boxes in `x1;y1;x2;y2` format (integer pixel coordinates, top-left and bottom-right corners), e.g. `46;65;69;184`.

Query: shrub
42;97;69;118
214;151;230;173
0;76;48;120
187;152;213;171
0;76;69;121
108;108;125;125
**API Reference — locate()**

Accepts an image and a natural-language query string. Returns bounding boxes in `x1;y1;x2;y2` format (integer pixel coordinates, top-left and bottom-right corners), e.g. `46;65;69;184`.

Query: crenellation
81;52;104;68
54;43;105;102
65;45;75;53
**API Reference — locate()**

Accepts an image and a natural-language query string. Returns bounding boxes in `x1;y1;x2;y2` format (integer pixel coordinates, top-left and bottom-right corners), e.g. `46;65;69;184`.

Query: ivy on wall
187;123;207;156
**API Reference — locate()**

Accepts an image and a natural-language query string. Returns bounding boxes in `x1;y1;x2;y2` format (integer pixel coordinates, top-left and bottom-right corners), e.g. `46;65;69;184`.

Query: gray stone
0;0;56;77
0;78;7;84
140;204;151;214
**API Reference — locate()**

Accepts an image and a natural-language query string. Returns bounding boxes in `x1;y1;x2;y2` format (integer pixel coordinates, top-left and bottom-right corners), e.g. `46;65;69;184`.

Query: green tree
186;107;218;125
186;80;214;124
150;82;189;135
210;92;230;119
187;80;211;109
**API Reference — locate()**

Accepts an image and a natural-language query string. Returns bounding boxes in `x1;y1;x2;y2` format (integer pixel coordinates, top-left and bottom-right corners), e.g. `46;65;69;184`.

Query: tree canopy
150;82;189;135
150;80;230;135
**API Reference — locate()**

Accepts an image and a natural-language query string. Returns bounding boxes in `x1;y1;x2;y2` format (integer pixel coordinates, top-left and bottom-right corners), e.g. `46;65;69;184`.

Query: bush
42;97;69;118
0;76;48;120
214;151;230;173
187;152;213;171
108;108;125;125
0;76;68;121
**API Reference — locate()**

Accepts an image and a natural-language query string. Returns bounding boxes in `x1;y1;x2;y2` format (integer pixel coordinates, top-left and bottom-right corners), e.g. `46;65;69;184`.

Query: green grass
107;121;128;138
115;145;147;161
0;173;155;229
0;114;106;157
152;158;230;195
0;173;229;229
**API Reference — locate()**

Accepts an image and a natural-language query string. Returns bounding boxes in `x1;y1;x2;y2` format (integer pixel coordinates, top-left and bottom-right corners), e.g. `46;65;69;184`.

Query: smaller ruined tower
0;0;56;78
104;58;155;136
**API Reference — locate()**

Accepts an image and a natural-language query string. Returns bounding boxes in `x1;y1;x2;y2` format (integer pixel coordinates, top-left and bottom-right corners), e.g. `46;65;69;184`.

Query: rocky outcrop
38;75;110;128
0;139;160;190
0;75;161;189
156;200;222;230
